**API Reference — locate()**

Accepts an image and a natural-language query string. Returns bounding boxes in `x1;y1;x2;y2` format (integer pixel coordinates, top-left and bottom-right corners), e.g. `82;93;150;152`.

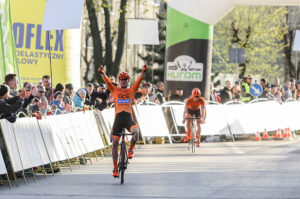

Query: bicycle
186;116;197;153
118;129;134;184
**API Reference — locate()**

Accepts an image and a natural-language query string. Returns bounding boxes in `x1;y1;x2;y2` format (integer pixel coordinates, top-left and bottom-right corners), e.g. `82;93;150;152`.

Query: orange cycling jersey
103;75;143;116
185;96;206;111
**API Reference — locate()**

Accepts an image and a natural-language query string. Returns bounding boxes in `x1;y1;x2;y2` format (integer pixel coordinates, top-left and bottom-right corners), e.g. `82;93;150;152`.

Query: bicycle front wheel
119;142;127;184
120;169;125;184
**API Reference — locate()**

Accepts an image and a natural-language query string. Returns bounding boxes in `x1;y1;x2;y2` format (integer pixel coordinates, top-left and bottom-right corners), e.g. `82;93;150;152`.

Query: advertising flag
0;0;21;87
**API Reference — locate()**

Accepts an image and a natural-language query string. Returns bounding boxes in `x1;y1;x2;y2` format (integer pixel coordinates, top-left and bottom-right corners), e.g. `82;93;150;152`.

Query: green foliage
213;6;288;81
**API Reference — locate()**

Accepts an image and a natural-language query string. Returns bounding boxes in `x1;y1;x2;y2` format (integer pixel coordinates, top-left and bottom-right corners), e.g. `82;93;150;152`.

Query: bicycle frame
186;117;197;153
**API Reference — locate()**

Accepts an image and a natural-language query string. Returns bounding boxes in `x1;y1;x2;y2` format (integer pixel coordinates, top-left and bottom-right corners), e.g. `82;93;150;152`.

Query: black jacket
22;94;34;109
220;87;232;104
0;96;23;115
91;91;108;111
170;94;185;102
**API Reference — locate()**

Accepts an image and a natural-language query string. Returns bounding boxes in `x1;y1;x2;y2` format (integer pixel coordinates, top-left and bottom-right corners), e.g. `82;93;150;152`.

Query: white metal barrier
0;110;107;174
38;117;67;162
99;108;115;145
12;118;49;169
166;101;300;137
0;120;24;172
281;101;300;131
134;104;172;143
0;150;7;175
80;111;105;151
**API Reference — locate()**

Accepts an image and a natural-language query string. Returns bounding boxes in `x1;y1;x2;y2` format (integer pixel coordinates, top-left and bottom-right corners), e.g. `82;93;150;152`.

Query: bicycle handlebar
120;132;135;136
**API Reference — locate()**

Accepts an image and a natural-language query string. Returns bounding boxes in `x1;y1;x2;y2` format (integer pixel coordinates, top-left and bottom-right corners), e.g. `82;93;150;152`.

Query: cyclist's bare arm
131;65;148;91
98;66;116;93
201;106;206;123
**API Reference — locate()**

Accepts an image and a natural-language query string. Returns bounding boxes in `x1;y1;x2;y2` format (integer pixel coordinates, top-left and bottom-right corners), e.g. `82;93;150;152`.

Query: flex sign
166;55;203;82
13;23;64;51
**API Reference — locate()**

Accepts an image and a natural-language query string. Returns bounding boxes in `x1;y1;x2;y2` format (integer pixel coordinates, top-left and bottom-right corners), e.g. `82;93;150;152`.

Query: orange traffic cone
275;128;282;139
287;128;291;138
283;128;288;138
262;128;269;139
255;131;261;141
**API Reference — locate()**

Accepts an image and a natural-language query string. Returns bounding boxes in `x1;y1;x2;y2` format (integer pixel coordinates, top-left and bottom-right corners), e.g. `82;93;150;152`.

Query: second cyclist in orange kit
182;88;207;147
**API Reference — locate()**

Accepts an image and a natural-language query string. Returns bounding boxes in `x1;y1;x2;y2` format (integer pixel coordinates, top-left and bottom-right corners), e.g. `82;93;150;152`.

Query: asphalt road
1;140;300;199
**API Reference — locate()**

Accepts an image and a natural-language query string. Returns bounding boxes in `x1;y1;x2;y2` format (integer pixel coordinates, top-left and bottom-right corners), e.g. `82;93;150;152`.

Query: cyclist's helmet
118;72;130;80
192;88;201;98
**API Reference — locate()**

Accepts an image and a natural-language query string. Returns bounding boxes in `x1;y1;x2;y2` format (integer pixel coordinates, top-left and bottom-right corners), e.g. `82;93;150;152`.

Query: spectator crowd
210;75;300;104
1;72;300;124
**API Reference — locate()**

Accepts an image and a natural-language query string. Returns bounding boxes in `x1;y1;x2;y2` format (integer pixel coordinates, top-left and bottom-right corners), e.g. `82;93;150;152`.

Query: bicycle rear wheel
191;130;196;153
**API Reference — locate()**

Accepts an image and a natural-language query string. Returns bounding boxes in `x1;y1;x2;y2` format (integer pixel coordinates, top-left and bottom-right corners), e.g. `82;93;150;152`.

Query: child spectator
39;96;49;115
29;98;40;113
52;91;65;114
231;85;241;101
49;83;65;104
74;88;86;109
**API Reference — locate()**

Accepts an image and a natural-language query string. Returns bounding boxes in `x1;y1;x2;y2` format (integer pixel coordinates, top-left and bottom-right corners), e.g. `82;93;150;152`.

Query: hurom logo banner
166;55;203;82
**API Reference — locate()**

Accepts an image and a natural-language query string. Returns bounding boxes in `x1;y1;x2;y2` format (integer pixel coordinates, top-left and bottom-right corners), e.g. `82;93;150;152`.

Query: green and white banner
0;0;20;86
165;4;213;99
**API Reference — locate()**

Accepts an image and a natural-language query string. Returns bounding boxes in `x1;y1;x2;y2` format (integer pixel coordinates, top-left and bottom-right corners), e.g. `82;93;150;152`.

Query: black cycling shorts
111;111;137;136
187;108;201;118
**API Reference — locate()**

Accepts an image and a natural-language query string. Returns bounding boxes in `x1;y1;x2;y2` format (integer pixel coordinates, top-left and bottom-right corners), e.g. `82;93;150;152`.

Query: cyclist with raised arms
98;65;148;177
182;88;207;147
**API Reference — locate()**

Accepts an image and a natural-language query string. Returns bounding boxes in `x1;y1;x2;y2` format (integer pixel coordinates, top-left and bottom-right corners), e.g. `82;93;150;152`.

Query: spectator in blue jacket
74;88;86;108
52;91;65;114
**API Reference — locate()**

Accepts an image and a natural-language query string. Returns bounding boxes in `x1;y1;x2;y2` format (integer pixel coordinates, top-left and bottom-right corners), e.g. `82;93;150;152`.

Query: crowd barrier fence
165;100;300;138
0;111;107;187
